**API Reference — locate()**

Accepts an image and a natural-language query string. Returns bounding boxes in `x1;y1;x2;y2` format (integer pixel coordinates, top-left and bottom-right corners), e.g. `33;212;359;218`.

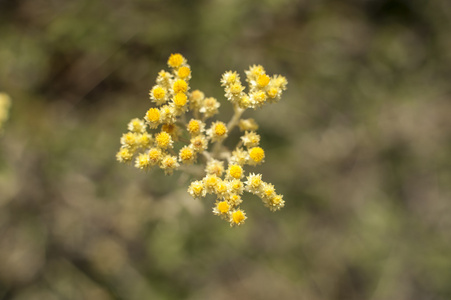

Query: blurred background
1;0;451;299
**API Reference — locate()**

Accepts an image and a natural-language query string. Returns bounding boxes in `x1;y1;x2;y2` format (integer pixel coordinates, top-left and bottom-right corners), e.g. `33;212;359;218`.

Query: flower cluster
116;54;287;227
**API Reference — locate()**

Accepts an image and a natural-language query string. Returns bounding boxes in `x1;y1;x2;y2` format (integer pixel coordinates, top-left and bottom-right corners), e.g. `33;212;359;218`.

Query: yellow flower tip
173;79;188;94
203;174;220;192
217;201;230;214
251;90;267;108
187;119;200;134
188;180;206;198
155;131;173;149
267;87;279;98
151;86;166;100
116;148;133;163
228;194;243;206
214;180;228;196
179;146;195;163
177;66;191;79
205;159;225;176
120;132;138;148
268;194;285;211
257;74;270;88
135;153;151;170
230;83;244;94
231;209;247;226
146;108;160;123
190;135;208;152
128;118;146;133
160;155;179;175
168;53;185;68
249;147;265;163
228;164;243;179
148;148;162;164
137;133;152;148
214;122;227;136
173;92;188;107
190;90;205;102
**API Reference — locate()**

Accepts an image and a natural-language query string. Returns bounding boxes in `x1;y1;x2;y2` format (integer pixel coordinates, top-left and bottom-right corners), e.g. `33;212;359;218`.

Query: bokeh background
1;0;451;299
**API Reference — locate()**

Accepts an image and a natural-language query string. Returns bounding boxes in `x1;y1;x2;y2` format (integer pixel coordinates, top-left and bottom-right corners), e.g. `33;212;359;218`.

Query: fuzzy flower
189;90;205;111
116;147;133;163
221;71;240;86
203;174;220;194
187;119;205;136
226;164;243;180
190;134;208;152
205;159;225;177
136;133;152;148
155;131;173;149
213;200;231;219
148;148;163;165
179;145;196;164
245;173;263;194
172;79;188;94
149;85;168;106
135;153;151;170
168;53;186;69
230;148;248;166
229;209;247;226
207;121;228;142
127;118;146;133
199;97;220;118
120;132;139;149
241;131;260;148
145;108;161;128
248;146;265;165
188;180;206;199
160;155;179;175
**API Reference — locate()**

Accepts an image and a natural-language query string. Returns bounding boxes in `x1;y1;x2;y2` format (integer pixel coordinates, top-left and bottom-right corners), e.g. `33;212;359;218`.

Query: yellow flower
266;194;285;212
227;164;243;179
250;90;267;109
168;53;185;68
148;148;162;165
120;132;139;149
173;92;188;108
177;66;191;80
241;131;260;148
229;179;244;195
150;85;167;105
199;97;220;118
205;159;224;177
127;118;146;133
187;119;205;136
160;155;179;175
179;146;196;164
190;135;208;152
230;209;247;226
257;74;270;88
245;173;263;194
135;153;151;170
145;108;160;128
155;131;173;149
221;71;240;86
213;200;230;218
189;90;205;110
116;147;133;163
207;121;228;142
137;133;152;148
249;147;265;164
214;179;229;198
203;174;220;194
188;180;206;199
173;79;188;94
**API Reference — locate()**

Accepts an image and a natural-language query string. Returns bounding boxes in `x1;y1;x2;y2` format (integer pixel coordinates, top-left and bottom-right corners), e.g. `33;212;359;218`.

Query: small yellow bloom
168;53;185;68
227;194;243;207
116;147;133;163
137;133;152;148
203;174;220;193
257;74;270;88
199;97;220;118
120;132;139;148
249;147;265;164
241;131;260;148
150;85;167;105
188;180;206;199
230;209;247;226
229;179;244;195
250;90;267;108
173;92;188;108
179;146;196;164
155;131;173;149
177;66;191;79
135;153;151;170
187;119;204;136
160;155;179;175
127;118;146;133
217;201;230;214
173;79;188;94
214;179;229;198
245;173;263;194
208;121;228;142
148;148;162;165
145;108;160;128
190;135;208;152
228;164;243;179
221;71;239;86
205;159;224;177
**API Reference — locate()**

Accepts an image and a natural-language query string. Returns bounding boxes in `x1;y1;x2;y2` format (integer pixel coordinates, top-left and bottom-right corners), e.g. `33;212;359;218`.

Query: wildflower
179;145;196;164
230;148;248;166
150;85;168;106
245;173;263;194
213;200;231;218
116;54;288;227
116;147;133;163
203;174;220;194
187;119;205;136
207;121;228;142
120;132;139;149
227;164;243;180
205;159;224;177
190;134;208;152
241;131;260;148
248;146;265;165
148;148;163;165
172;79;188;94
239;118;259;131
228;179;244;195
135;153;151;170
155;131;173;149
200;97;220;118
160;155;179;175
145;108;160;128
128;118;146;133
188;180;206;199
137;133;152;148
230;209;247;226
177;66;191;80
168;53;186;68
